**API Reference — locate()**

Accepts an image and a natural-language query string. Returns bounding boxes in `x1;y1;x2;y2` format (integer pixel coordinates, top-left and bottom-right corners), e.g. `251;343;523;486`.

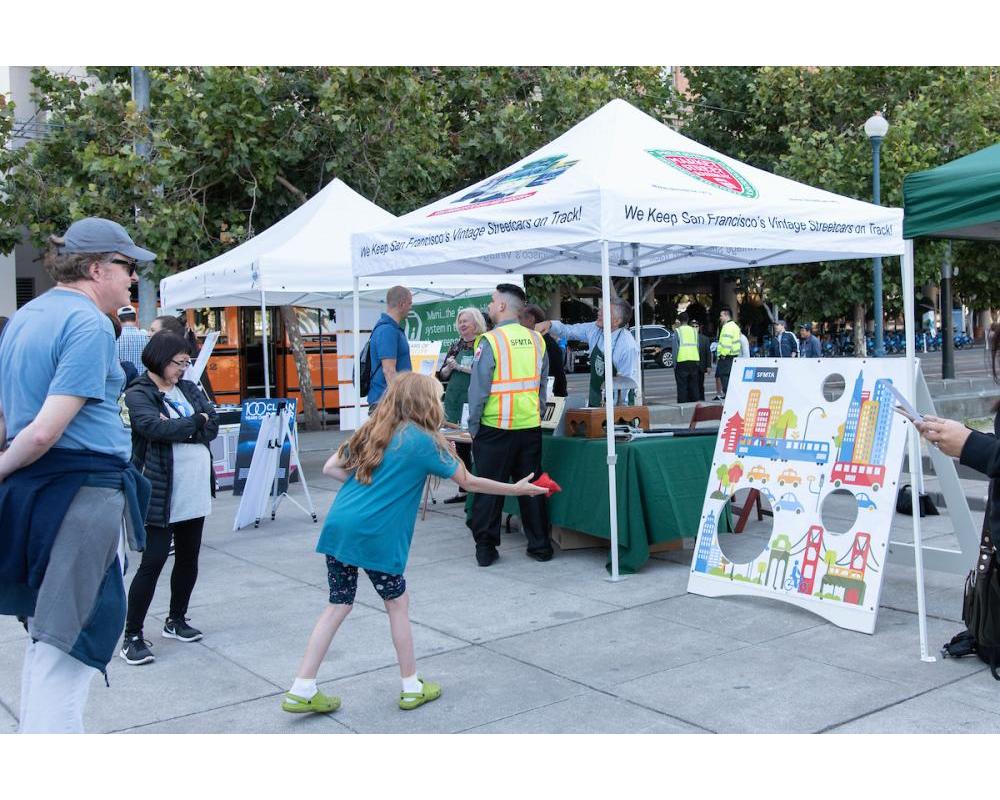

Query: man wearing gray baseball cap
0;217;154;732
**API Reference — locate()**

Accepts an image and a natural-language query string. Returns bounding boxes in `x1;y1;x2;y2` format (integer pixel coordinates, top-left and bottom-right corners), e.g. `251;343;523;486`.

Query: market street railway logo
430;154;579;217
647;149;759;199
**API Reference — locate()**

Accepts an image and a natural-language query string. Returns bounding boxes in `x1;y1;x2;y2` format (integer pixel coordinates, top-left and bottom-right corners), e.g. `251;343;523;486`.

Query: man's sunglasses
108;257;138;276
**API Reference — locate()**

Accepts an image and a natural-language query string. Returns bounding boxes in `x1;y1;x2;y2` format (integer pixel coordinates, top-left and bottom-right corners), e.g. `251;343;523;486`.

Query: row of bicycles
748;331;977;358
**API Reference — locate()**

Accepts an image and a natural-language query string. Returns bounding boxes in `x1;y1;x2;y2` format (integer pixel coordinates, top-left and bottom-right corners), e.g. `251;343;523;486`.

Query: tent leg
632;243;643;405
260;284;271;399
601;241;624;582
352;277;362;430
902;239;934;663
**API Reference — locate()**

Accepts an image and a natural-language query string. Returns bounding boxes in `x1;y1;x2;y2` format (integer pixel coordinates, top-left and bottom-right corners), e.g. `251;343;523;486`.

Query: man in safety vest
673;312;701;403
466;284;551;567
714;306;741;399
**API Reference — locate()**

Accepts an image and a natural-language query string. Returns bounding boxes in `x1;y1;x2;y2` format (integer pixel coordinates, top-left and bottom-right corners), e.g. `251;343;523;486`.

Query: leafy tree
0;66;677;427
674;67;1000;344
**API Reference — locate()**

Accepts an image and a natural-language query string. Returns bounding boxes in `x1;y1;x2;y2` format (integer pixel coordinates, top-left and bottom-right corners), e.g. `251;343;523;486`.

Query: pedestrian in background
673;312;701;404
438;307;486;504
116;304;148;376
519;303;567;398
150;315;216;402
771;320;799;358
366;286;413;410
713;306;741;399
798;322;822;359
691;319;712;401
120;332;219;666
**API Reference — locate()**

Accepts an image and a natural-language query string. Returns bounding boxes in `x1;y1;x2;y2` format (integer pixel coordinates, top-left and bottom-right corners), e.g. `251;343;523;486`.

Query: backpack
357;319;389;398
942;486;1000;678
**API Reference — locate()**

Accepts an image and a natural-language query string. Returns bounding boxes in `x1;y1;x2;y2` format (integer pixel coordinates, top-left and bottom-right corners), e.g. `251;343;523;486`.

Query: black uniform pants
470;425;552;556
716;356;735;394
675;361;701;404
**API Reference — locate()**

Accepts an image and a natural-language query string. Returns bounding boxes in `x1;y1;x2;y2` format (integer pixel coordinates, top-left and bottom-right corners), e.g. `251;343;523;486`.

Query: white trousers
19;637;98;733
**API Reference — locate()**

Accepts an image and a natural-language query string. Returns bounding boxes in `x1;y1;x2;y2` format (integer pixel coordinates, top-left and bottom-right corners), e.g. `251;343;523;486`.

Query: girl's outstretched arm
323;450;352;482
449;459;547;497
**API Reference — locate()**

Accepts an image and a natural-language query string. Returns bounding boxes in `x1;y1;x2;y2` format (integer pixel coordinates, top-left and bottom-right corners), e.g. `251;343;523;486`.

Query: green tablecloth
499;434;716;573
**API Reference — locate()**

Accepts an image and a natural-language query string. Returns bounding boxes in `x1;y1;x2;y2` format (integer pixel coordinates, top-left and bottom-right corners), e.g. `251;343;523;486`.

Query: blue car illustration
775;492;804;514
856;492;878;511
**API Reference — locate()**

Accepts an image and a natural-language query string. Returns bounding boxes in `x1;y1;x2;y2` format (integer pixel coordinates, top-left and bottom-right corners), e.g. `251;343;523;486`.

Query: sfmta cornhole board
687;358;911;634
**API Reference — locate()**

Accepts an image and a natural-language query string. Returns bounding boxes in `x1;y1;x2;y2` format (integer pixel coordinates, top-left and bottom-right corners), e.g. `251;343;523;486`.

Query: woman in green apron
438;307;487;503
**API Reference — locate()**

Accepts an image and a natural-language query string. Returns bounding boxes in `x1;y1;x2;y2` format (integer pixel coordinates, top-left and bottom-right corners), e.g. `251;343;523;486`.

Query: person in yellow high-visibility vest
466;284;551;567
673;312;701;403
714;306;741;399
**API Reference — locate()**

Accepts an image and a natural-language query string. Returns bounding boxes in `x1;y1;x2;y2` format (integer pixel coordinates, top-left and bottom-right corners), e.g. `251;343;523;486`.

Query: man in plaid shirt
116;305;149;375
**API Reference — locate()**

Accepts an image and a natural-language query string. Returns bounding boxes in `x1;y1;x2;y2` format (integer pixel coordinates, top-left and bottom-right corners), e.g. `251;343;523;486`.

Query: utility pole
941;241;955;380
131;67;157;328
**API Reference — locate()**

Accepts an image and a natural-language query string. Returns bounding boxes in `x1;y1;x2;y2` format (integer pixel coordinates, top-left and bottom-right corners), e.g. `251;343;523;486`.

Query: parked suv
631;325;674;369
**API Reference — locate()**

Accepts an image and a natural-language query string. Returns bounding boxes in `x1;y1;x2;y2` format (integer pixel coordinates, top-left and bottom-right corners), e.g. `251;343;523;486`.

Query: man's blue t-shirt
316;423;459;575
0;289;131;460
367;313;411;404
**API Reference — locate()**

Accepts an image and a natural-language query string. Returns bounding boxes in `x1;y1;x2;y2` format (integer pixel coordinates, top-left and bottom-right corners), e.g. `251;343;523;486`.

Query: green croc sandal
281;690;341;714
399;679;442;710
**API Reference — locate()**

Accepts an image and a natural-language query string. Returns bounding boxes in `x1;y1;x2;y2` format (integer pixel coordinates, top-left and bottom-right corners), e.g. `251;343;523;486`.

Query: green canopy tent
895;143;1000;651
904;143;1000;240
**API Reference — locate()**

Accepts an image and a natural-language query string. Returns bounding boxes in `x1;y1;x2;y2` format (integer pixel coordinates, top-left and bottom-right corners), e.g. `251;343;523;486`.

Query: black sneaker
476;546;499;567
120;634;155;665
162;617;203;642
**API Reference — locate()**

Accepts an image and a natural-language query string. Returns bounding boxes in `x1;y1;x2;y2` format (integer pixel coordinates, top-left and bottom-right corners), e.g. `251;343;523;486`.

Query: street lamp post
865;111;889;358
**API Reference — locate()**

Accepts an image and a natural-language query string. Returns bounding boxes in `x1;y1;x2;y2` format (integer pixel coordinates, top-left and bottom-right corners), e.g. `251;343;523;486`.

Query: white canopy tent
159;178;516;399
352;99;934;659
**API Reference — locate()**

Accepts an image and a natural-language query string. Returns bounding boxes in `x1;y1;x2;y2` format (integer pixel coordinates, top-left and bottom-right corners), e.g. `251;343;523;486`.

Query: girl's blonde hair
338;372;449;484
455;307;487;337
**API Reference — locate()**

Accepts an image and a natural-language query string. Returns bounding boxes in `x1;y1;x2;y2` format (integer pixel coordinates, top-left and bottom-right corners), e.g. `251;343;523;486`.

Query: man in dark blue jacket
771;320;799;358
0;218;152;733
798;322;823;359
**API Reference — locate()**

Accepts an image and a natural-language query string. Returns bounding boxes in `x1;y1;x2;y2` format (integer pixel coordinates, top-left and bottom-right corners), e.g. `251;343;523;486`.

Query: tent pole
260;280;271;399
902;239;934;662
352;276;362;429
632;243;643;405
601;240;622;582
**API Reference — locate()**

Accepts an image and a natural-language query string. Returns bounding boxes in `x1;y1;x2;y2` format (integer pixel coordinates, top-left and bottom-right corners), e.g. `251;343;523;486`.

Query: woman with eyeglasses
120;332;219;665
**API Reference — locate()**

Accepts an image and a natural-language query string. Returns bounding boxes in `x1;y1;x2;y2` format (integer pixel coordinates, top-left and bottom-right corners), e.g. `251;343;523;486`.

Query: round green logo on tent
647;149;758;199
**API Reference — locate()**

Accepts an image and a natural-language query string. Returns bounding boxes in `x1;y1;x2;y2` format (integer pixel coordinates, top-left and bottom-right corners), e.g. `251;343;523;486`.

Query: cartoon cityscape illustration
695;369;897;610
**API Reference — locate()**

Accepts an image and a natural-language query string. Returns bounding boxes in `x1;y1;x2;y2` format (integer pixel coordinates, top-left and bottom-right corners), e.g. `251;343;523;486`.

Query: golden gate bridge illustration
694;514;880;607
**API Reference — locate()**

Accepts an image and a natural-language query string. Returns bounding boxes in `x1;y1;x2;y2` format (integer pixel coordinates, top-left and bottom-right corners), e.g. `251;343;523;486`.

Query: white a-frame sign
687;358;911;634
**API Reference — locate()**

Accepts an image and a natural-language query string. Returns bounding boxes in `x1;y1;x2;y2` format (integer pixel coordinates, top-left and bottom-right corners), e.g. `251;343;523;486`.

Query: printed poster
687;359;911;634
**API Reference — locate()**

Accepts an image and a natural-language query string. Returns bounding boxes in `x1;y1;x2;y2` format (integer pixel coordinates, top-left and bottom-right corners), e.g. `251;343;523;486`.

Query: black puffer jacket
961;412;1000;541
124;375;219;528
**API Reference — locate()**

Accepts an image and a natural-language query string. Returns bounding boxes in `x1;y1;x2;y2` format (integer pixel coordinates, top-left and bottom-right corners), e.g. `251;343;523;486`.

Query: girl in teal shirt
283;372;546;714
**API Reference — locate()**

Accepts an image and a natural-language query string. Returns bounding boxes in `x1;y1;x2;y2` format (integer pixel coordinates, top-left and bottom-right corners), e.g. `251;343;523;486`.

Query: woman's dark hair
142;331;190;377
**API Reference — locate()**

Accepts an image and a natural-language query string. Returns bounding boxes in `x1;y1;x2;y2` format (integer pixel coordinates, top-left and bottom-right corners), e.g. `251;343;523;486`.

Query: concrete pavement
1;428;998;734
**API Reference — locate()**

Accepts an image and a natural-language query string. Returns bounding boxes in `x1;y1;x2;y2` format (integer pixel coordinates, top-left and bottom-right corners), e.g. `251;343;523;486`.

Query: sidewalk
2;429;999;734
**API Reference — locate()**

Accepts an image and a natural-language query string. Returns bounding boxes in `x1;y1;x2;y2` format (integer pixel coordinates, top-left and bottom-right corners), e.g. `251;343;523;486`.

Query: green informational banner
403;295;491;342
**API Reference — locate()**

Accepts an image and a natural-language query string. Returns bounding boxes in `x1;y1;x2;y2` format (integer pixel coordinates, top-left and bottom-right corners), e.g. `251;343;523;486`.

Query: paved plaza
2;427;998;734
